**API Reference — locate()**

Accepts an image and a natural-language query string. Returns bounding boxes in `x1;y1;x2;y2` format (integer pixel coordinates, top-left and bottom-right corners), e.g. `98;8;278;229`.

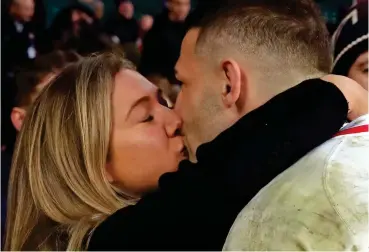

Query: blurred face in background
94;0;105;20
140;15;154;32
167;0;191;22
10;0;35;22
70;9;94;37
119;1;134;19
348;51;368;90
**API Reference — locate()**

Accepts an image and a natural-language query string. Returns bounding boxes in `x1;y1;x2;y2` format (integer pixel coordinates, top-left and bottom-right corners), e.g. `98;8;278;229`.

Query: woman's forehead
113;69;156;103
115;69;154;90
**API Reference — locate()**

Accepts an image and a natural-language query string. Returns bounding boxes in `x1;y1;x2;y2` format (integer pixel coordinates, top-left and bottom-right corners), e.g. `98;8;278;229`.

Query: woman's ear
11;107;26;132
221;59;242;108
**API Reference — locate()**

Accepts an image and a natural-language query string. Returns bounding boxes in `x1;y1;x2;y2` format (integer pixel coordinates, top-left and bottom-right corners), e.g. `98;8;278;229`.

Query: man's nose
165;110;183;138
173;91;182;113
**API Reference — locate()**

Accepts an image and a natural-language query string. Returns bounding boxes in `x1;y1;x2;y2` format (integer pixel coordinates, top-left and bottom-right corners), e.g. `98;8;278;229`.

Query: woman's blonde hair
5;52;136;250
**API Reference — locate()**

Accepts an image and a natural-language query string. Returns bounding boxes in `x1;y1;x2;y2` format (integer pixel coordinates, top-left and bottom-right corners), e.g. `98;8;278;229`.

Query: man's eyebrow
126;96;150;120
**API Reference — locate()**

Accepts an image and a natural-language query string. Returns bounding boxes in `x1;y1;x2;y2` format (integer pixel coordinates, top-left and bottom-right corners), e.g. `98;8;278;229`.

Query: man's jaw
183;135;198;163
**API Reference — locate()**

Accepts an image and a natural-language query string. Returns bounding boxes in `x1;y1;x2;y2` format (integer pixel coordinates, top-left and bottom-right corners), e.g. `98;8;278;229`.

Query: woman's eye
362;68;368;73
142;115;154;123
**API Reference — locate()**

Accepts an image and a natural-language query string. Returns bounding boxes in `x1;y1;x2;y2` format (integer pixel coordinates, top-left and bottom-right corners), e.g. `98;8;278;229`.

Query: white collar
341;114;369;130
14;21;24;33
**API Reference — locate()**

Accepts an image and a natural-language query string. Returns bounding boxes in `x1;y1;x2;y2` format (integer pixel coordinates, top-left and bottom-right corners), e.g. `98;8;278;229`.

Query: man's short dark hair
195;0;332;76
15;50;80;107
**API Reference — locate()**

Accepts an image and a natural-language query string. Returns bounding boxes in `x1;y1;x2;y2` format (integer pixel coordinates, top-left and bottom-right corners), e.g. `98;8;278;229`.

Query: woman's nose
165;110;183;138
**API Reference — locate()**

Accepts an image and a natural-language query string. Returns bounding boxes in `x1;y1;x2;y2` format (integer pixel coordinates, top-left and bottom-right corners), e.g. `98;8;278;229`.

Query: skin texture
348;51;368;91
139;15;153;32
107;70;185;196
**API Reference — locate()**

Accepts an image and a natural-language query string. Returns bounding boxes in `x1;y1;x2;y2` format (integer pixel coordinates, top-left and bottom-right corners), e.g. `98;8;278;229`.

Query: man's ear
11;107;26;132
221;59;242;108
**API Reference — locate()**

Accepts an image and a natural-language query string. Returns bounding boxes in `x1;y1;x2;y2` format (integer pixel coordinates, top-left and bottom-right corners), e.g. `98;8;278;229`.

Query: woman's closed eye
142;115;154;123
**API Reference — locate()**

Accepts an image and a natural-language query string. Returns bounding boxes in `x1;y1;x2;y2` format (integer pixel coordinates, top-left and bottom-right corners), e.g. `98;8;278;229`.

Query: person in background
1;0;39;165
332;0;368;90
2;0;37;80
46;3;113;56
94;0;104;20
136;14;154;51
105;0;139;45
79;0;105;20
1;50;81;244
140;15;154;33
104;0;141;65
11;50;81;132
138;0;191;84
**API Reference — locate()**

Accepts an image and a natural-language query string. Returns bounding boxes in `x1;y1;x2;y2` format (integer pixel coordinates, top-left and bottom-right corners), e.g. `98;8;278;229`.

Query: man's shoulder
224;116;369;251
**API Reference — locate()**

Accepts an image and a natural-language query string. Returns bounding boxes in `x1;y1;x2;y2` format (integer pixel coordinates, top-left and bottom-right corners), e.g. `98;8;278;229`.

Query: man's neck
194;79;347;163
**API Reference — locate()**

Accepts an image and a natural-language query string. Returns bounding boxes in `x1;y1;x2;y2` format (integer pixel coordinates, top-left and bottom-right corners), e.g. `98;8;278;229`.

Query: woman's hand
321;74;368;121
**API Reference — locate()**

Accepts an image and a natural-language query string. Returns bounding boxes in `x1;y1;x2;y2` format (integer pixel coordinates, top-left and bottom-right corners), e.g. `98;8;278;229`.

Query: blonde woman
4;52;360;251
4;52;185;250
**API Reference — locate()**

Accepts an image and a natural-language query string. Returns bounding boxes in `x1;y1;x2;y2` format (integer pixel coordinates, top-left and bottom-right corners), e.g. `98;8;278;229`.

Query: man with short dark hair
176;0;334;160
174;0;368;250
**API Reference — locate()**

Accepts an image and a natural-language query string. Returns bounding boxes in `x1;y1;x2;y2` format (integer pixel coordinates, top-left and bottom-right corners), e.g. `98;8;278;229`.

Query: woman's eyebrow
126;96;150;120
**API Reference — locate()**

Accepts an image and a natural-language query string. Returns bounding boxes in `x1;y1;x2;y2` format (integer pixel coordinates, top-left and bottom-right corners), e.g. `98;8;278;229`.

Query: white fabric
14;21;24;33
27;46;36;59
223;115;369;251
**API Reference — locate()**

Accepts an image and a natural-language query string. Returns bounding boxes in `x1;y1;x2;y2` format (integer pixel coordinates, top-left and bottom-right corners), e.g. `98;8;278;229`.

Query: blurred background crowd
1;0;368;241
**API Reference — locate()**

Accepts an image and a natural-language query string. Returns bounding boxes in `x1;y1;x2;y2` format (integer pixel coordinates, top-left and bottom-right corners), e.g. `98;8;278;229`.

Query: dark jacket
138;9;187;83
88;79;348;251
104;15;139;44
1;14;37;78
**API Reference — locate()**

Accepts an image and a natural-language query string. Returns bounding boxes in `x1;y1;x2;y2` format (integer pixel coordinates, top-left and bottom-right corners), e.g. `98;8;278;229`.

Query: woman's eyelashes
142;115;154;123
140;90;170;123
